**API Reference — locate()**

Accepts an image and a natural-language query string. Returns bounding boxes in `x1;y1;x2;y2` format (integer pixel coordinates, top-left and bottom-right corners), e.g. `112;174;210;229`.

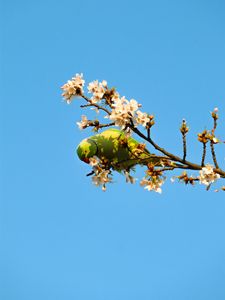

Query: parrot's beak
82;157;90;164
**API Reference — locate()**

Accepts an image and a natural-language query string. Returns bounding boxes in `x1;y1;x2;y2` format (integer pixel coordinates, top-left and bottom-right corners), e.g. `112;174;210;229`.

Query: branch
129;125;225;178
210;141;219;169
201;142;207;167
180;119;189;161
81;95;111;115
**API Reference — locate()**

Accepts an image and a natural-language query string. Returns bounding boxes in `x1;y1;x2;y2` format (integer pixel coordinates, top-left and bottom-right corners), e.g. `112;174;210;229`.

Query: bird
76;128;165;171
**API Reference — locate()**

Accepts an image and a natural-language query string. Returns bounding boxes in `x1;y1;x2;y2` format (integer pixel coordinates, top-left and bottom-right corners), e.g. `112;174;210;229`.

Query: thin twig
97;122;115;129
210;141;219;169
182;133;187;161
201;142;206;167
81;95;111;115
86;121;115;129
86;171;95;177
147;128;150;139
180;119;188;161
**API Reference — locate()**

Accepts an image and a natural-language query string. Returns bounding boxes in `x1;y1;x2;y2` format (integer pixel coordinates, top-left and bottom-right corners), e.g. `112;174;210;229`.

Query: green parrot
76;128;163;171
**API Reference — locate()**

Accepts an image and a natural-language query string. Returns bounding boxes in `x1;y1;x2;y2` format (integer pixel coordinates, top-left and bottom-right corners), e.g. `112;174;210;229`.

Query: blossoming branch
61;73;225;193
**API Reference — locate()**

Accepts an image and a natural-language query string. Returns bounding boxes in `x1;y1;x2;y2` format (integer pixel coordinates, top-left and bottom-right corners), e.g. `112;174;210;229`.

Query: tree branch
129;125;225;178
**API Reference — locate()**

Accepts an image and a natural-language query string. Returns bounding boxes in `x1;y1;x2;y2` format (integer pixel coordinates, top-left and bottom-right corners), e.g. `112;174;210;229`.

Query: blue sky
1;0;225;299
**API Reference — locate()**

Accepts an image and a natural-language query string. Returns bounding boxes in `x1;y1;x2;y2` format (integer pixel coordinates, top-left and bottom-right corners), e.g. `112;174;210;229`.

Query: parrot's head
76;138;98;164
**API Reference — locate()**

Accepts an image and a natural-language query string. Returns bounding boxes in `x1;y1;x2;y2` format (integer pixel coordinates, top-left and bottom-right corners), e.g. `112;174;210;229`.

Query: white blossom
102;80;107;87
92;170;112;187
102;185;107;191
170;176;176;183
76;115;88;130
124;171;136;184
109;97;140;129
199;164;220;186
212;137;219;144
140;177;164;193
61;73;85;103
88;80;106;103
89;156;100;167
135;110;150;127
111;92;120;102
128;99;139;115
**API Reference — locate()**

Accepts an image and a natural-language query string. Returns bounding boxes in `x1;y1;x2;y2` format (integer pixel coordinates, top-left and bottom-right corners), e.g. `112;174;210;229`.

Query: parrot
76;128;165;171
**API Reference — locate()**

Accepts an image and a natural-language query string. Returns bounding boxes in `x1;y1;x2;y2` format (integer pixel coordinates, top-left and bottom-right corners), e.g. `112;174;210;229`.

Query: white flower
124;128;132;138
61;73;85;103
92;170;112;187
111;92;120;102
140;177;164;193
102;80;107;87
212;137;219;144
102;185;107;191
76;115;88;130
128;99;139;115
124;171;136;184
89;156;100;167
170;176;176;183
109;110;128;128
87;80;106;103
109;97;140;129
199;164;220;186
136;110;150;127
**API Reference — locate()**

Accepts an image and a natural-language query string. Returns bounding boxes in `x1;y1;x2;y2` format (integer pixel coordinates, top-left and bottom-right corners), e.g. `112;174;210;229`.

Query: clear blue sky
1;0;225;299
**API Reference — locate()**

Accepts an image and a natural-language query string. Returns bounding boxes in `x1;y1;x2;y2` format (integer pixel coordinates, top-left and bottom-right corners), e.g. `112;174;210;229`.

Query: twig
86;171;95;177
182;133;187;161
209;109;219;169
86;120;115;130
180;119;188;162
147;128;150;139
81;95;111;115
210;141;219;169
201;142;207;167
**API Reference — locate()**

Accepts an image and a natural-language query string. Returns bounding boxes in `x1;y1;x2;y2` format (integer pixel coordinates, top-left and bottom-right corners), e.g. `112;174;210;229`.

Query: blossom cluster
61;73;153;130
140;177;164;193
61;73;85;104
88;80;107;103
108;97;152;129
76;115;89;130
89;156;112;191
199;164;220;186
139;165;166;193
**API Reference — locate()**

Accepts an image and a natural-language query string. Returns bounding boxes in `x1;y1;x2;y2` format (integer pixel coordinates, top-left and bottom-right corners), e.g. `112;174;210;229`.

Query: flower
199;164;220;186
92;170;112;188
61;73;85;103
135;110;150;127
124;171;136;184
76;115;88;130
109;109;128;128
170;176;176;183
89;156;100;167
102;80;107;87
102;185;107;191
212;137;219;144
128;99;139;115
140;177;164;193
109;97;140;129
87;80;106;103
